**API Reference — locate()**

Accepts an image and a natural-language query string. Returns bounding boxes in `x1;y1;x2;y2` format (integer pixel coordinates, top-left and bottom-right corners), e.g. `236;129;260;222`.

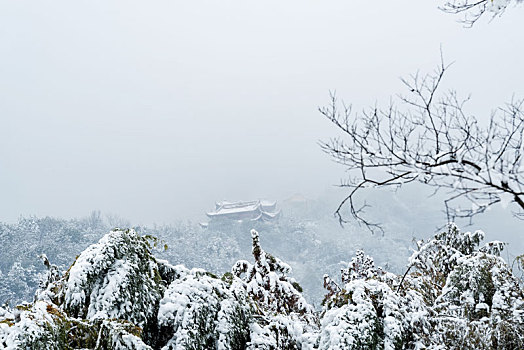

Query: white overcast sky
1;1;523;225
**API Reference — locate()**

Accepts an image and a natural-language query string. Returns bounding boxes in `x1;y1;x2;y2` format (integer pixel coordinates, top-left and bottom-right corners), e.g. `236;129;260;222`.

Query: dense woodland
0;221;523;349
0;198;421;309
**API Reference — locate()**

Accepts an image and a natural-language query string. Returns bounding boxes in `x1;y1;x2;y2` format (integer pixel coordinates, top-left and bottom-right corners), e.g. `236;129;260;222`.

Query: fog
1;0;523;233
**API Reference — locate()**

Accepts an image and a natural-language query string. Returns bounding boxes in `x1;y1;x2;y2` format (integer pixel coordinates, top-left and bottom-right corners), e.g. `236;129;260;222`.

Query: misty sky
1;1;523;226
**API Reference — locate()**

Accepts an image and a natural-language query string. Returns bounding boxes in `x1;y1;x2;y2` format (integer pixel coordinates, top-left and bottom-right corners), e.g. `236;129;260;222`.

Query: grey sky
1;1;523;225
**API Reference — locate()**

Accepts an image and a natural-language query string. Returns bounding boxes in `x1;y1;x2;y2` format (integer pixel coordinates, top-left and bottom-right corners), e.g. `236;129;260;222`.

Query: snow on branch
232;229;315;317
320;59;524;233
441;0;522;26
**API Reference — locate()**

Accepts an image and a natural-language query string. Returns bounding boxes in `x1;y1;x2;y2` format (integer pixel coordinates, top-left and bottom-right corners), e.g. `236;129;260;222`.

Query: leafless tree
441;0;521;26
319;60;524;234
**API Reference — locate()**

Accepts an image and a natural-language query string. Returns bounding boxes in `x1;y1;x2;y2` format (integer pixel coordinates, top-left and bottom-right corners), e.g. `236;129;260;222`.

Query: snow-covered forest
1;221;523;348
1;195;524;348
0;195;424;309
2;0;524;349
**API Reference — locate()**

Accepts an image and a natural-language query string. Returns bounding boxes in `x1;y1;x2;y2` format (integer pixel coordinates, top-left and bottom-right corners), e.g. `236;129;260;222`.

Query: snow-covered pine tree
155;261;252;350
232;229;313;317
0;229;160;349
0;228;319;350
54;229;166;339
232;229;318;349
405;224;524;349
319;250;414;350
1;225;522;349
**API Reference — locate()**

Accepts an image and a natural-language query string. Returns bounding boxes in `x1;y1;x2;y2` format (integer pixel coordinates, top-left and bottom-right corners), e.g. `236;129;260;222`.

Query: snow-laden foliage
55;229;165;333
95;319;152;350
0;227;320;349
406;224;485;303
155;229;319;349
318;224;524;350
0;214;109;306
0;229;160;349
405;224;524;348
0;300;151;349
33;254;61;305
340;250;378;283
319;251;419;350
320;279;402;350
0;206;419;308
232;230;314;317
232;229;318;349
247;314;319;350
1;224;522;349
156;262;251;350
429;253;524;349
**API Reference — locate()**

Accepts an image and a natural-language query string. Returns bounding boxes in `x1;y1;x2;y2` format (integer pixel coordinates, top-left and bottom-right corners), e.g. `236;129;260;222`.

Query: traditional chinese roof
206;200;280;222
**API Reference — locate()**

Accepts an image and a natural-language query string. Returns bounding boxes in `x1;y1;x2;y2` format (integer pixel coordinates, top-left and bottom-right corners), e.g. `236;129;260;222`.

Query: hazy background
1;1;523;241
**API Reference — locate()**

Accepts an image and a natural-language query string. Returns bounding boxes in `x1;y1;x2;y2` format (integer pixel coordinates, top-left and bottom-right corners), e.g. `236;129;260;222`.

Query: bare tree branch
320;60;524;233
441;0;522;26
